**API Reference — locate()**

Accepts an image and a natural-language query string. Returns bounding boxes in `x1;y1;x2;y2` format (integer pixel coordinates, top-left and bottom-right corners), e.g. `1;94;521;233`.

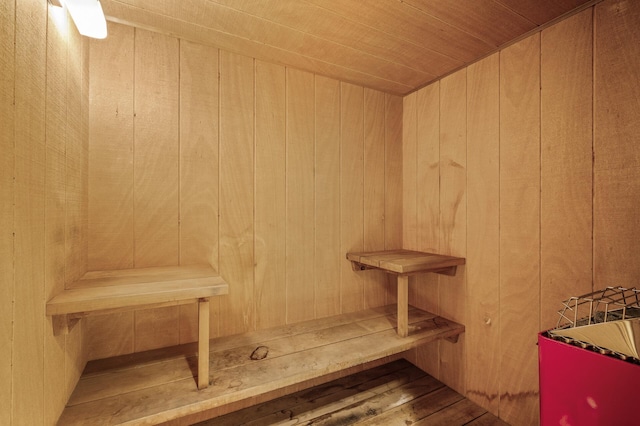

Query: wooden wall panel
133;29;179;268
402;93;417;251
219;50;255;335
540;9;593;331
255;60;286;328
286;69;316;323
466;53;500;413
340;83;365;314
88;22;134;271
178;40;219;342
12;0;47;422
315;76;342;318
133;29;181;351
412;83;440;379
363;89;387;308
44;9;69;422
594;0;640;288
0;1;15;424
438;70;467;394
499;33;540;425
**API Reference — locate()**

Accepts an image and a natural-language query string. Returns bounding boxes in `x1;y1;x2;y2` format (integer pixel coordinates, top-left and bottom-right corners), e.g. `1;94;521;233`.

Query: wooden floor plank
59;306;464;425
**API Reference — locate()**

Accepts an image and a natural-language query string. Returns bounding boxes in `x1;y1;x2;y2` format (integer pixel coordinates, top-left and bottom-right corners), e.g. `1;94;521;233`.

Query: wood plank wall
87;22;403;359
1;1;89;424
403;1;640;425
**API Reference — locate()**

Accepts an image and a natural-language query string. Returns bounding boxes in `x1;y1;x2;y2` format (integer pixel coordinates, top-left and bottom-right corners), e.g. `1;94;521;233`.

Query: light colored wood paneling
135;306;181;352
340;82;365;314
466;53;500;413
363;89;386;308
402;93;417;251
13;0;47;422
499;33;541;425
438;69;467;394
540;9;593;331
219;50;255;334
255;60;286;328
133;28;180;268
0;0;15;423
315;75;341;318
384;94;403;307
594;0;640;288
86;313;134;360
496;0;588;25
88;22;135;271
178;40;220;343
412;83;440;379
286;68;316;323
44;8;69;422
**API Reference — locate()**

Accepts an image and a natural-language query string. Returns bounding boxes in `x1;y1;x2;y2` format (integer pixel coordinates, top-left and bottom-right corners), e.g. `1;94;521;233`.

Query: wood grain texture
340;82;365;314
44;9;69;422
466;53;500;413
133;28;180;268
178;40;219;343
499;33;541;425
363;89;387;308
540;9;593;331
88;22;134;271
13;0;47;422
255;60;286;328
286;68;316;323
402;92;417;251
219;50;255;334
0;1;14;424
315;76;341;318
438;69;467;394
594;0;640;288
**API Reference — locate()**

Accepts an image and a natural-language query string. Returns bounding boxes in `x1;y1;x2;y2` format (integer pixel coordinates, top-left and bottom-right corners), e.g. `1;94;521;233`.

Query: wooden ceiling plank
102;1;414;95
106;0;432;88
401;0;537;47
306;0;494;63
208;0;458;78
495;0;591;25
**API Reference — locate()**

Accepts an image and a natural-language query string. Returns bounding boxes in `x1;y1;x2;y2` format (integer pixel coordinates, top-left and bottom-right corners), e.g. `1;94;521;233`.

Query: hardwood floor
194;359;509;426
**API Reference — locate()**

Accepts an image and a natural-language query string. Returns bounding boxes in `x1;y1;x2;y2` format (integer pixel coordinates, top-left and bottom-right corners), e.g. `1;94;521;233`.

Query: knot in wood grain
250;346;269;360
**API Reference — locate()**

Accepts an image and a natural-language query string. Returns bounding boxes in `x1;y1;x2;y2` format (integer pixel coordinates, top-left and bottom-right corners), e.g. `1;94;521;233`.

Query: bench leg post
198;297;210;390
397;275;409;337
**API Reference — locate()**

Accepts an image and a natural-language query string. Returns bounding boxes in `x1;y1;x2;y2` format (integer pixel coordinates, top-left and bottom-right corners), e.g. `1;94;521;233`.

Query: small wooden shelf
347;250;465;337
46;264;228;390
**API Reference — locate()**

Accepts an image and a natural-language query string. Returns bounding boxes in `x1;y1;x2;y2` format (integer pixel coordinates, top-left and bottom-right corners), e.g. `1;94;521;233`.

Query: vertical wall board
133;29;180;350
315;76;341;318
438;69;467;394
499;33;541;425
133;28;180;268
411;83;441;379
178;40;219;343
363;88;386;309
340;82;365;314
85;23;135;358
402;92;417;251
540;9;593;331
466;53;500;414
88;22;135;271
286;68;316;323
0;1;14;424
594;0;640;288
384;94;403;306
255;60;286;328
44;8;69;423
12;0;47;422
219;50;255;334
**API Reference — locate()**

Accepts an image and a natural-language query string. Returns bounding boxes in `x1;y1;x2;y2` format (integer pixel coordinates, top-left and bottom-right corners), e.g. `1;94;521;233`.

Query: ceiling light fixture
48;0;107;39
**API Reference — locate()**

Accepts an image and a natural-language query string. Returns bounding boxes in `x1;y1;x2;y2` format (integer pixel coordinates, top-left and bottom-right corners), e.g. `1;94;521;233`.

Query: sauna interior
2;0;640;424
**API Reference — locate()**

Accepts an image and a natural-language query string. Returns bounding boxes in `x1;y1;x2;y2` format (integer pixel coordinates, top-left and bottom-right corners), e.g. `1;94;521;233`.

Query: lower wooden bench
57;304;464;425
46;265;229;390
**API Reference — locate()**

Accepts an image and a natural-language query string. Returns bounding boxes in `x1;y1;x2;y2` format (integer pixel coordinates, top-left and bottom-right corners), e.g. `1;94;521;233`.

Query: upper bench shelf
347;249;465;276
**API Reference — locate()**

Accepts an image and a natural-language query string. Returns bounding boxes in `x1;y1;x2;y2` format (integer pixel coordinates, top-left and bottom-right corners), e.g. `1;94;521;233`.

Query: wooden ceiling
102;0;595;95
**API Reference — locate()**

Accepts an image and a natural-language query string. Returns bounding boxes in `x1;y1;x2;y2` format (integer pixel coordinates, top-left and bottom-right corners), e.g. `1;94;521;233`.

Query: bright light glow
61;0;107;39
48;2;69;33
